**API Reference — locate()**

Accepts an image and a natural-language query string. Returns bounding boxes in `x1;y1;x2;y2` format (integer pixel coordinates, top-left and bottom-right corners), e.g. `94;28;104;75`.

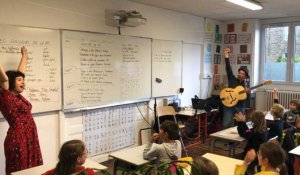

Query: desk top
202;153;243;175
109;145;149;166
210;126;245;142
177;109;206;116
289;145;300;156
11;159;107;175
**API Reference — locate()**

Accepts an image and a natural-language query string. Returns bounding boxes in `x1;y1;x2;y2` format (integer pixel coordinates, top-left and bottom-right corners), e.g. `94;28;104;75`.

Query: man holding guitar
222;48;250;129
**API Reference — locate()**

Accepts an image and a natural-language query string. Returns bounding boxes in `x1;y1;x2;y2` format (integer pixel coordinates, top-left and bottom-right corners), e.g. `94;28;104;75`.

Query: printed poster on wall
214;64;218;74
240;45;248;53
238;33;251;44
204;42;212;63
207;21;212;31
227;23;235;32
214;54;221;64
229;54;236;64
224;34;237;44
215;34;222;44
204;32;212;41
237;54;251;64
241;23;249;32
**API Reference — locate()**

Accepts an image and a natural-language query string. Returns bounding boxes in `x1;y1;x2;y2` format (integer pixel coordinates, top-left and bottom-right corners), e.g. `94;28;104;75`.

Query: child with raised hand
268;103;285;142
235;142;287;175
143;120;182;163
234;111;268;172
234;111;268;156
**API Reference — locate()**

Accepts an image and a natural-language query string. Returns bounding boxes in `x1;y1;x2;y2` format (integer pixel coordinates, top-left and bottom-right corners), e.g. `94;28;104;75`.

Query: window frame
260;22;300;85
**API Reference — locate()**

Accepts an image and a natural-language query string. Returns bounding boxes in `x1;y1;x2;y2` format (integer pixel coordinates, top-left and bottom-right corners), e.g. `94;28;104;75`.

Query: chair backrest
157;106;176;118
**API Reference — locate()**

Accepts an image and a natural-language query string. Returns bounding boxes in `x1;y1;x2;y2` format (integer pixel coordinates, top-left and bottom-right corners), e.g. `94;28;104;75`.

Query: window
294;25;300;82
262;23;300;83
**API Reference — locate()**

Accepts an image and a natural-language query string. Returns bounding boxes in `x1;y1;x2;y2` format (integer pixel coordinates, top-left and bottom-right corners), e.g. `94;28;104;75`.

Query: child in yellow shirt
235;142;287;175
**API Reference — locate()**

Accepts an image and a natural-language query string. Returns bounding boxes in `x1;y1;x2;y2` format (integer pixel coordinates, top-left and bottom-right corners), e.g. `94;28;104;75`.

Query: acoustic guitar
220;80;272;107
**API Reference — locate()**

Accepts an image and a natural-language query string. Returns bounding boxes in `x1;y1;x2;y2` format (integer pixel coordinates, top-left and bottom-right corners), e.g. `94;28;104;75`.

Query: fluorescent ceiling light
226;0;263;10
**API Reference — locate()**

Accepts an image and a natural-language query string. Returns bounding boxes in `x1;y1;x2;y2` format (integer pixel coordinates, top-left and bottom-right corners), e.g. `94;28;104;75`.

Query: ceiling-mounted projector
105;9;147;27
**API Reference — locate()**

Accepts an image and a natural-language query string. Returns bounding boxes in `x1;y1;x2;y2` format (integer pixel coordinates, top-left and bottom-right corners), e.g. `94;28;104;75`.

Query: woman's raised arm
0;64;9;90
17;46;28;74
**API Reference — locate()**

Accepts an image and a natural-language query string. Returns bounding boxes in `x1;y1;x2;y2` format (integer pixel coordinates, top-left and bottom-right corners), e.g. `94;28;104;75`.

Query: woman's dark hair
54;140;85;175
251;111;267;134
5;70;25;91
192;157;219;175
259;142;287;175
160;120;179;140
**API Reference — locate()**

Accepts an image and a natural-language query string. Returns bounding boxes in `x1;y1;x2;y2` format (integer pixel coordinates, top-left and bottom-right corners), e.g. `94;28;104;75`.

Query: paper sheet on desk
265;111;274;120
218;131;241;139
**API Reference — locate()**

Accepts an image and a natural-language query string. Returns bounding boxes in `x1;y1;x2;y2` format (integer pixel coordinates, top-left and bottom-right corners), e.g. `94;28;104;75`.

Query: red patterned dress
0;89;43;175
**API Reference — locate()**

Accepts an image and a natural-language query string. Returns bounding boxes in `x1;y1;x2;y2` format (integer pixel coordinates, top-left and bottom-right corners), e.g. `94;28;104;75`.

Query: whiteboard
181;43;201;107
0;25;61;113
152;40;182;97
62;31;151;110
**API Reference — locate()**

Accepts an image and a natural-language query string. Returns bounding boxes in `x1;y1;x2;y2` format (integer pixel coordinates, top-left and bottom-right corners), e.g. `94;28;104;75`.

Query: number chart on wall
83;104;135;156
62;30;151;110
0;25;61;113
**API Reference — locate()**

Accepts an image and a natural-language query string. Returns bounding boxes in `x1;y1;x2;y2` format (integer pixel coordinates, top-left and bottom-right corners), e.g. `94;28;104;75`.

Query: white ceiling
129;0;300;21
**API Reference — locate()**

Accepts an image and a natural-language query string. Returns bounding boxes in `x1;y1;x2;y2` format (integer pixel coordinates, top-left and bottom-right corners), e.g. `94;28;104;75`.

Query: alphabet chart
83;104;135;156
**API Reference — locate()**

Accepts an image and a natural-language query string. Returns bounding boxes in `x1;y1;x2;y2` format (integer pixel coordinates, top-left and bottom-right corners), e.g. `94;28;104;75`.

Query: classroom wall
0;0;206;173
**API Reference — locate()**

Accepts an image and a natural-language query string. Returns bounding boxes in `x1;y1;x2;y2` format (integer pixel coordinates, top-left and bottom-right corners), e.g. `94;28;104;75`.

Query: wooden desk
202;153;243;175
11;158;107;175
109;145;149;175
289;145;300;175
177;109;208;148
210;126;245;157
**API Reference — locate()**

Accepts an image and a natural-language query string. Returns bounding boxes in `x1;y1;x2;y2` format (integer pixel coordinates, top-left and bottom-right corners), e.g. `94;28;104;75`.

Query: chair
157;106;188;157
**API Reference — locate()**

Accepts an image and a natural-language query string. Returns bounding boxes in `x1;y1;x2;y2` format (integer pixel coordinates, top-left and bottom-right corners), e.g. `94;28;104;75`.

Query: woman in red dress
0;46;43;174
42;140;95;175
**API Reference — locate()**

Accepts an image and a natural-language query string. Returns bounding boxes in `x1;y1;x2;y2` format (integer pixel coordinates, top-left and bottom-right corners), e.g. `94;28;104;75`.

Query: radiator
265;90;300;110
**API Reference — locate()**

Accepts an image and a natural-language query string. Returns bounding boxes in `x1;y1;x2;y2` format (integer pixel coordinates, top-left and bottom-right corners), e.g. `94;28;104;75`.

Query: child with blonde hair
268;103;285;142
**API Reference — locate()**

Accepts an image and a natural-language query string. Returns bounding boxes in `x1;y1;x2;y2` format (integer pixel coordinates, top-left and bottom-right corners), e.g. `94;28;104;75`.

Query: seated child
234;111;268;156
192;157;219;175
273;88;300;129
268;103;284;142
143;120;182;163
283;99;300;129
235;142;287;175
42;140;95;175
234;111;268;172
282;118;300;175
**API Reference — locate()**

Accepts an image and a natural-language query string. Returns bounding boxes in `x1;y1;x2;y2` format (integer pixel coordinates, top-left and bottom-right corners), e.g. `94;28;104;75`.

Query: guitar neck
239;83;265;94
249;83;265;90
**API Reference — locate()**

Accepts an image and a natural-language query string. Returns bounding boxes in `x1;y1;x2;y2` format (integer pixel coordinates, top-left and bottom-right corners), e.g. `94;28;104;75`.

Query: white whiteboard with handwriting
0;25;61;113
152;40;182;97
62;31;151;110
